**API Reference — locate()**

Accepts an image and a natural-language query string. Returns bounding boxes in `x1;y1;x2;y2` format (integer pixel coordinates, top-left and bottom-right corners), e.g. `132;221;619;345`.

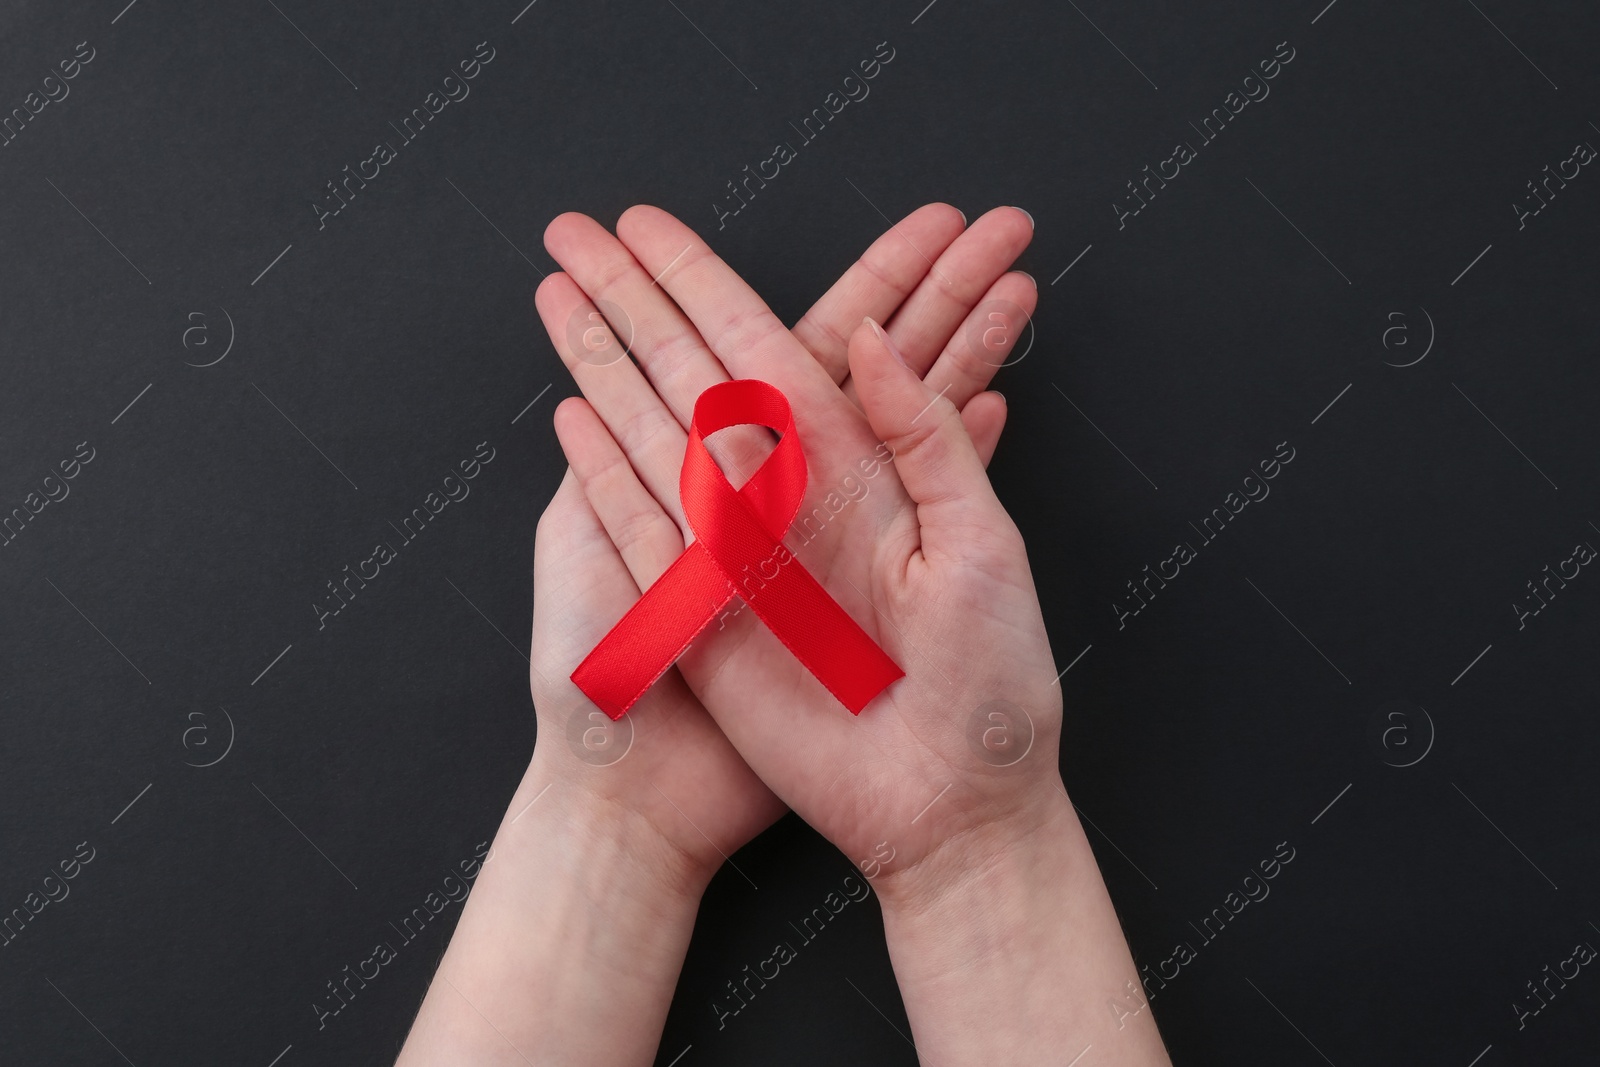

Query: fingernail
994;391;1006;405
1014;270;1037;289
864;316;909;367
1011;206;1034;230
956;208;968;227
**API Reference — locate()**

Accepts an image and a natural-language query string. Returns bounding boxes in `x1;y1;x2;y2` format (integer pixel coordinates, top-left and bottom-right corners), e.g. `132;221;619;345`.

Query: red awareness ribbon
571;379;903;720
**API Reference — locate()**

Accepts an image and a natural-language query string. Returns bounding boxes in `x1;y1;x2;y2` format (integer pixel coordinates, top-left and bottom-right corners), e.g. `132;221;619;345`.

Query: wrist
870;781;1171;1064
872;773;1077;920
397;760;711;1066
515;754;719;909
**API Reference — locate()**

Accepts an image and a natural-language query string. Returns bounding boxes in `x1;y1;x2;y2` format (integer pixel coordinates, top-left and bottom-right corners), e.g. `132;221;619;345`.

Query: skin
396;205;1168;1065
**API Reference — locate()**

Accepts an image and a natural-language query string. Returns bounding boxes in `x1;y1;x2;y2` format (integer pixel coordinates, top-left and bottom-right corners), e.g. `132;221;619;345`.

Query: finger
849;317;1005;555
615;206;851;430
881;206;1033;376
791;203;968;384
532;470;585;596
961;391;1008;468
923;270;1037;411
534;272;691;531
531;472;705;744
552;396;685;588
544;211;732;430
532;470;632;682
546;211;776;487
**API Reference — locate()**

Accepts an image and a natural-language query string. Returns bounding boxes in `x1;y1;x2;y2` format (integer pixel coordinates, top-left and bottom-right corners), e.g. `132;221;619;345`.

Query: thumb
849;316;1005;549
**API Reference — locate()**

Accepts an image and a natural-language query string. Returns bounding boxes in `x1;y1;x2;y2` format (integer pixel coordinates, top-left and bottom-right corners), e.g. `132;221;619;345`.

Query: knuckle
611;506;666;559
716;304;786;353
856;251;918;301
613;402;675;458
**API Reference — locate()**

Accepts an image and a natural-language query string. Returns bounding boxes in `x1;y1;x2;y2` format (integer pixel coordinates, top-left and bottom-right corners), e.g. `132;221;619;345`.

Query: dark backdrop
2;0;1597;1063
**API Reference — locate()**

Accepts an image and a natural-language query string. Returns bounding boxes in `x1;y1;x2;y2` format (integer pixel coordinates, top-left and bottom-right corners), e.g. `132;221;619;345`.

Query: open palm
529;204;1042;880
541;205;1058;882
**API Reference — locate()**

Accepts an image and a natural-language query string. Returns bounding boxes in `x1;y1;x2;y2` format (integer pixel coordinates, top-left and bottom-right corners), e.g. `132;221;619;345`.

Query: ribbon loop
571;379;902;720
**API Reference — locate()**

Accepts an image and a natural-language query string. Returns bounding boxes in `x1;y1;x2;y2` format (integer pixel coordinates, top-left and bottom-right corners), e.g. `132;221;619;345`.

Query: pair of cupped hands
527;202;1063;903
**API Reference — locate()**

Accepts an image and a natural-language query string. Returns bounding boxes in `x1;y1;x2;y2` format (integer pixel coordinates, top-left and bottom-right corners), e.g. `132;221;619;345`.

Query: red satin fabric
570;379;903;720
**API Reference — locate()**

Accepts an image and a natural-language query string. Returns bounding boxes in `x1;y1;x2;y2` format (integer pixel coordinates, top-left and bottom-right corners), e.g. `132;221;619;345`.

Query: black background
2;0;1597;1064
